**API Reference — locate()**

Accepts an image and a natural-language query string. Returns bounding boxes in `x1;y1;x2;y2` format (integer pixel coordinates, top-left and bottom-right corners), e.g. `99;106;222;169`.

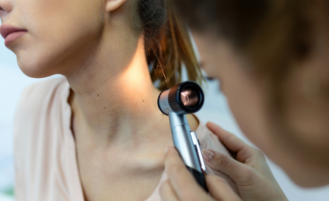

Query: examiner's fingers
164;147;210;200
206;122;254;162
160;180;179;201
202;149;249;182
206;175;241;201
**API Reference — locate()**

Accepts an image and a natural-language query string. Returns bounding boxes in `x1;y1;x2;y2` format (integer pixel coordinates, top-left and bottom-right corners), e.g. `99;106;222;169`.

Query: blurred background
1;36;329;201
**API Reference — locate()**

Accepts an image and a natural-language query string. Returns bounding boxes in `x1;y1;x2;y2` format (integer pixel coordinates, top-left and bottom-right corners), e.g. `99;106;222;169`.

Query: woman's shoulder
14;76;71;138
13;77;81;201
15;76;69;117
18;76;68;105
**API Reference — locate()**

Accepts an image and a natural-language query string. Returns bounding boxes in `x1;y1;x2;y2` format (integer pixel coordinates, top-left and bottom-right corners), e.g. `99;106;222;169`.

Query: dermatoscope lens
157;81;204;115
180;88;199;108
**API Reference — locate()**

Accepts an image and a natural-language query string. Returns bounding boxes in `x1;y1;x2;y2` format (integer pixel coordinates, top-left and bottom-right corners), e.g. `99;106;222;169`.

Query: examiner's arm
160;122;288;201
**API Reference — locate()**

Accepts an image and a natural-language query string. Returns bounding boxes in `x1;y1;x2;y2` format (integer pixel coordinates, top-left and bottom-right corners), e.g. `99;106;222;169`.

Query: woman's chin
17;58;56;78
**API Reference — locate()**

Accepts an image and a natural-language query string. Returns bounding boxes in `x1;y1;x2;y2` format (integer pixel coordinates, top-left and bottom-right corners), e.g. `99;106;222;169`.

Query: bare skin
68;37;198;201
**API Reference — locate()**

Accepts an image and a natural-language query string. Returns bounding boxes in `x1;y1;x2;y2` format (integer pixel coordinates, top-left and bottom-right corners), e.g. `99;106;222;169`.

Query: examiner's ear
105;0;127;12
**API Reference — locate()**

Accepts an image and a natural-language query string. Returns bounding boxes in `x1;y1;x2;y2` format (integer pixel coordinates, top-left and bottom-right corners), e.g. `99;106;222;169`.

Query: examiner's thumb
202;149;245;182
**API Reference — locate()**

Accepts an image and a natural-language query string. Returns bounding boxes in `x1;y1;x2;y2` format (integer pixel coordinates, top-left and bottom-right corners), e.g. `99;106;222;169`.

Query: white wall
1;37;329;201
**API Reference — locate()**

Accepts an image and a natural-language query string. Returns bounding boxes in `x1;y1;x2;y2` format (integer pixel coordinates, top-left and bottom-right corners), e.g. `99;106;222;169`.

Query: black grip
186;166;208;192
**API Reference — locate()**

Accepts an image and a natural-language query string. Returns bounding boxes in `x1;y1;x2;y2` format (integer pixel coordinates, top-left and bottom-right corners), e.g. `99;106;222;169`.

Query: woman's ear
105;0;127;12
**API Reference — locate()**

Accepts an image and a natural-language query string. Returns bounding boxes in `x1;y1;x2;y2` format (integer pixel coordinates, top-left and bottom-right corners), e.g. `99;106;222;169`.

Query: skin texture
0;0;200;200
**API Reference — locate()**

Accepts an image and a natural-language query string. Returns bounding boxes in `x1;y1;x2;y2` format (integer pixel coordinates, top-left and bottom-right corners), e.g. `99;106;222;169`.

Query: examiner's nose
0;0;13;19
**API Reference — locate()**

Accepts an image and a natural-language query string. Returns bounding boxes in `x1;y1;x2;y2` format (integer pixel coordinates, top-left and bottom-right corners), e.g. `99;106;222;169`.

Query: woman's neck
65;34;169;147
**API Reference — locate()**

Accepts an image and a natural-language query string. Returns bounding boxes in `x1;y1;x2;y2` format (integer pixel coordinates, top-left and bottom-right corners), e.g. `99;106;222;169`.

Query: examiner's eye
206;76;215;81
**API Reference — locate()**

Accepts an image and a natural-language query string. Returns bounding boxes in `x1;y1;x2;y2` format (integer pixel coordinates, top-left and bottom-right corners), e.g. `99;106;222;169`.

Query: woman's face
193;31;329;187
0;0;106;78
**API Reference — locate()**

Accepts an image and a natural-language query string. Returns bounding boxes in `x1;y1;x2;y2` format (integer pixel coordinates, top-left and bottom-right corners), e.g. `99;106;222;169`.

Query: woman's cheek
13;0;103;78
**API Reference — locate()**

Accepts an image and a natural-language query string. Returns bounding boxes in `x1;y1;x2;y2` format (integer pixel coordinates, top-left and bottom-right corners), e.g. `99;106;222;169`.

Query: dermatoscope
158;81;208;192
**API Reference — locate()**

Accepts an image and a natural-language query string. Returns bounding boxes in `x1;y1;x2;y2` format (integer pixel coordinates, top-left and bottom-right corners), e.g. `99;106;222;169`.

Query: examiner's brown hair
131;0;205;91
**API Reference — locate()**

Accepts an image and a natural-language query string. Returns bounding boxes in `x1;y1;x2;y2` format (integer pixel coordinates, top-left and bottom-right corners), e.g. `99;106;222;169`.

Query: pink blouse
14;77;237;201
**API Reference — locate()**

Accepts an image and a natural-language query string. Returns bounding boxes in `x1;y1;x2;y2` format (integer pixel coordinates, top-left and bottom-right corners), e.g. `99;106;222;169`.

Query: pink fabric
14;77;237;201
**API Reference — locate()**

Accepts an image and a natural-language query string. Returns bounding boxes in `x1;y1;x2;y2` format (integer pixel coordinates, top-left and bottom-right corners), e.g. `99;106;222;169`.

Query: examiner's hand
203;122;288;201
160;146;241;201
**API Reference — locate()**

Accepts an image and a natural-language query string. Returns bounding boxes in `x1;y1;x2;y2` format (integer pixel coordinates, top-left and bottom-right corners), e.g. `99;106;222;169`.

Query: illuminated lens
180;88;199;107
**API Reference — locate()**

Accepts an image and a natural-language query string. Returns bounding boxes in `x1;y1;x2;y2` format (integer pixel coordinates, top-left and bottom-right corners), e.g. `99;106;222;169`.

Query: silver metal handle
169;112;202;173
190;131;207;173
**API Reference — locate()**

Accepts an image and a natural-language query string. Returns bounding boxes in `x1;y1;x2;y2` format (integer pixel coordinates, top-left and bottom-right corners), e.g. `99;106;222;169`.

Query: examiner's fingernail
203;149;215;161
